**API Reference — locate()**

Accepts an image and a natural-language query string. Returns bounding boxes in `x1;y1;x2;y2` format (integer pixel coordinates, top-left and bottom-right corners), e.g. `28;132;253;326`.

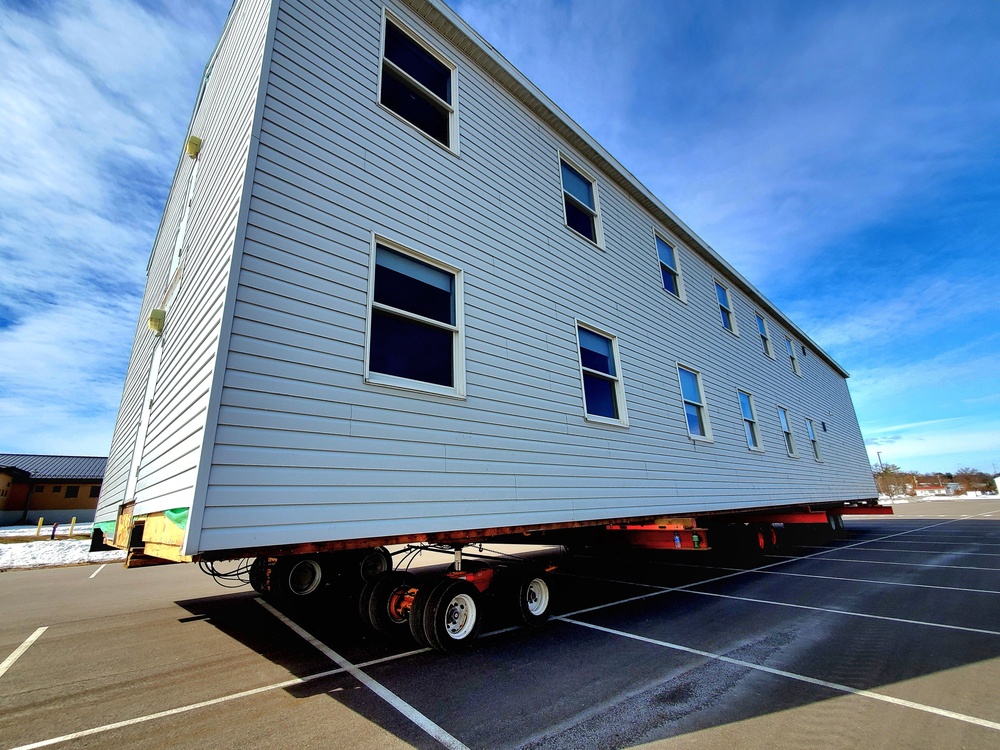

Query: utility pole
876;451;885;472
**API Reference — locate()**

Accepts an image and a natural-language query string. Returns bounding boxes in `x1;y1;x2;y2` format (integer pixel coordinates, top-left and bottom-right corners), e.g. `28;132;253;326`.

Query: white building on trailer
96;0;876;563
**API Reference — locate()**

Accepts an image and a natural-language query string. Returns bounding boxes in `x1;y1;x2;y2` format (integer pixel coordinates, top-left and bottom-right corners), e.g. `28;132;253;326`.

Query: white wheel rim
525;578;549;616
443;593;477;639
288;560;322;595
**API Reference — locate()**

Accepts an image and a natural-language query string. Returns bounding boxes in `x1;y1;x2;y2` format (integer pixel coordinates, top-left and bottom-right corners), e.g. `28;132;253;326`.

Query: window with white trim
755;313;773;357
655;234;683;298
715;281;737;333
738;390;762;450
576;324;627;425
366;241;464;396
560;157;602;245
678;365;712;440
785;336;801;375
379;17;456;149
778;406;796;456
806;418;821;460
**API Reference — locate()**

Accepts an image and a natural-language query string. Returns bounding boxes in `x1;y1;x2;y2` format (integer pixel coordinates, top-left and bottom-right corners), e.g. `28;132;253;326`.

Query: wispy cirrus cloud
0;0;228;454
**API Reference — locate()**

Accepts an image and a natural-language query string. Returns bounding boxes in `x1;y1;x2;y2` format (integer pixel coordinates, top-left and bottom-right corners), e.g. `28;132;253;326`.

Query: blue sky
0;0;997;475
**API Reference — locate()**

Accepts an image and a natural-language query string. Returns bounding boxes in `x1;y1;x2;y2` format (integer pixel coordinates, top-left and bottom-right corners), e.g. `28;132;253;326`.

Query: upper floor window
715;281;737;333
678;365;712;440
380;17;456;150
785;336;801;376
806;418;821;461
366;240;465;397
755;313;773;357
778;406;796;456
576;324;627;425
560;157;603;246
738;390;762;450
655;235;683;299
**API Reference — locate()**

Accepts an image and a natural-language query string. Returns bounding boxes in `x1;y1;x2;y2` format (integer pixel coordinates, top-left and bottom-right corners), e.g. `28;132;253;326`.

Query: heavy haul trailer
94;0;880;650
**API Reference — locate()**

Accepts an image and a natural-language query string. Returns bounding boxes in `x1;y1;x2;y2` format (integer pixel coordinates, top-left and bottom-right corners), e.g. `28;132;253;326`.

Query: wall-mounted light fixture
186;136;202;159
148;308;166;335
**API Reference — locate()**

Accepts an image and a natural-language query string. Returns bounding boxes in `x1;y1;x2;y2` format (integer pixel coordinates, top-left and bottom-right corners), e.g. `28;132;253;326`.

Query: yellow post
35;518;44;537
69;517;76;536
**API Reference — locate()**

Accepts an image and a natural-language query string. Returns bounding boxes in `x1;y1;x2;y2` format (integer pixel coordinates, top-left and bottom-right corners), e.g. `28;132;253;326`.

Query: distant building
0;454;107;525
913;484;950;497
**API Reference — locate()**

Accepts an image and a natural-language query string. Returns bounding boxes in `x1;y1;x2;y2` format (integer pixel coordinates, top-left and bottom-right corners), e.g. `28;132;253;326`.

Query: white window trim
378;10;460;155
575;320;628;427
777;405;798;457
677;363;713;442
559;152;604;249
806;418;822;461
737;389;764;452
653;230;686;302
363;234;466;399
714;279;739;335
785;336;801;376
755;312;774;358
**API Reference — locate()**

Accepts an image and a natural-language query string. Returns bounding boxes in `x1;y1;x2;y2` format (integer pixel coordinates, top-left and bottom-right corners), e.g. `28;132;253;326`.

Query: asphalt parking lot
1;499;999;749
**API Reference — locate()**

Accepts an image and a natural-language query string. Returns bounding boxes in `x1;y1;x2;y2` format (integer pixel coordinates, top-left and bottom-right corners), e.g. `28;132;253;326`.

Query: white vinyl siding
97;0;271;525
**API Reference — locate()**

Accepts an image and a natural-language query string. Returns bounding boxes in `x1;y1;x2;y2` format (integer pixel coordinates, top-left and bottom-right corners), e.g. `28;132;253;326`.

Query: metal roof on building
0;454;107;481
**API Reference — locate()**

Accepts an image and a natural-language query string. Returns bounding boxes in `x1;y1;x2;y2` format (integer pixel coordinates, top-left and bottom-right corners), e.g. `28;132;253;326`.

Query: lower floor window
366;240;464;396
678;365;711;439
577;324;628;425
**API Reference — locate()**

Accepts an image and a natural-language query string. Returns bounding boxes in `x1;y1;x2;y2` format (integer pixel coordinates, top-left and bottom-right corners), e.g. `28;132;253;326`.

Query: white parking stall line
748;568;1000;596
766;554;1000;573
7;648;429;750
560;513;996;619
88;565;107;579
258;599;470;750
554;570;1000;637
563;618;1000;733
872;539;1000;547
0;627;48;679
784;545;1000;558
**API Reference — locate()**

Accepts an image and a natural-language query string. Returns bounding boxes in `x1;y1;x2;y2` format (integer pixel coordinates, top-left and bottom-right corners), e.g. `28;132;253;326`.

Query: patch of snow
0;523;94;538
0;539;124;570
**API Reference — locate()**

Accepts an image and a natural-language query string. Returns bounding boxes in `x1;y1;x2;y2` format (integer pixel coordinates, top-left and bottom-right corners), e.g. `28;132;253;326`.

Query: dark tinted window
65;485;80;499
89;485;100;498
583;375;617;419
565;200;595;241
380;70;450;146
374;246;453;324
579;328;615;375
370;311;453;386
384;21;451;103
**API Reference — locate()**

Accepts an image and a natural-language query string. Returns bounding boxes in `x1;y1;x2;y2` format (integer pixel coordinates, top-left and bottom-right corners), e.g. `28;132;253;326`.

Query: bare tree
872;463;909;498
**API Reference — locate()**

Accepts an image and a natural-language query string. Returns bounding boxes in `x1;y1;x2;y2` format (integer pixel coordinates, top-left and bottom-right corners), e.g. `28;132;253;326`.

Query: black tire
424;579;482;652
366;572;418;634
409;579;448;648
516;570;552;626
249;557;270;595
358;547;392;583
272;556;325;599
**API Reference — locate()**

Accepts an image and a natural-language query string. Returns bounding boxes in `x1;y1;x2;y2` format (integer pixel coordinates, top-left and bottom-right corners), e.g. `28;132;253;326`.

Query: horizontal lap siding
97;0;271;524
199;0;874;552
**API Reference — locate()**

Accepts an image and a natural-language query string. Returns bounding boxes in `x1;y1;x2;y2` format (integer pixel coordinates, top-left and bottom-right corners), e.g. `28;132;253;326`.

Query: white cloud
0;1;227;456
